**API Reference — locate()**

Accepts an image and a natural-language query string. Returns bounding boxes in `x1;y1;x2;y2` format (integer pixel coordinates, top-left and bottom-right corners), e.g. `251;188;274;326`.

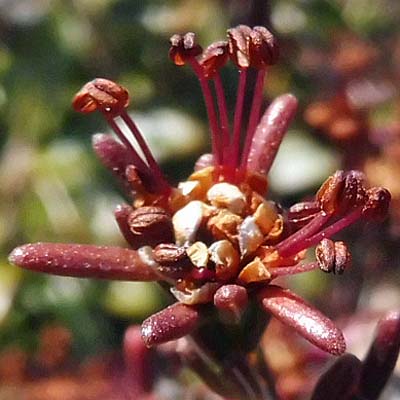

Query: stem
276;212;331;258
190;308;270;399
120;110;170;193
255;347;278;400
240;68;267;170
270;262;319;279
213;73;231;165
189;58;223;165
304;208;363;249
103;114;149;175
231;69;248;169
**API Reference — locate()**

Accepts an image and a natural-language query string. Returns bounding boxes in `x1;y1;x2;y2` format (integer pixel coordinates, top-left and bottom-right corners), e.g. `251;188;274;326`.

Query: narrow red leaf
357;311;400;400
92;133;134;183
311;354;362;400
141;303;199;347
9;242;158;281
124;326;154;394
258;285;346;355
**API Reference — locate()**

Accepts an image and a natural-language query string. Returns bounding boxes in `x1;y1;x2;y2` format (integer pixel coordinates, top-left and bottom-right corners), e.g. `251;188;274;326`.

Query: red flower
9;26;390;365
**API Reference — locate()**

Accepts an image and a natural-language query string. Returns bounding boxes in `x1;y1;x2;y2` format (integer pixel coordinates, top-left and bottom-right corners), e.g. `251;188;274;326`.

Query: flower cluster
9;25;390;374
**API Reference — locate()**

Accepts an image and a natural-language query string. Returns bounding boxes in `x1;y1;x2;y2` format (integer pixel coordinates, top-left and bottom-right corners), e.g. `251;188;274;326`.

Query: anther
316;239;351;275
199;41;229;79
249;26;279;69
72;78;129;117
362;187;391;220
169;33;203;66
227;25;252;68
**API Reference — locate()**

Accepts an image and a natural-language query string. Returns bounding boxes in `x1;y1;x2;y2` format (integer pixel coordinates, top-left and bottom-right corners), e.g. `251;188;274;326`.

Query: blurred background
0;0;399;399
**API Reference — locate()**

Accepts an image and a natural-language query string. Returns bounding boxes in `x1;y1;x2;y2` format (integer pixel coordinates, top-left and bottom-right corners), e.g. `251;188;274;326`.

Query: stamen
270;262;319;278
304;208;364;249
230;69;248;169
240;68;267;169
213;74;231;164
169;33;223;166
227;25;251;170
119;110;171;193
105;115;170;194
276;211;332;258
73;78;171;194
188;58;223;165
103;114;149;175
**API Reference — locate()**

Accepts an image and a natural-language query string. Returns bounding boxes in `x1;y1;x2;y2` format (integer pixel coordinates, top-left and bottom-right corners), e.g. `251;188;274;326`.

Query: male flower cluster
9;26;390;357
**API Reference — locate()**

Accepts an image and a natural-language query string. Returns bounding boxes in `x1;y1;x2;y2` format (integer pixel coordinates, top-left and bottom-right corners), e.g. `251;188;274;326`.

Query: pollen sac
253;201;278;235
227;24;252;68
207;182;246;215
340;171;368;212
199;41;229;79
169;32;203;66
207;209;242;243
170;282;220;305
72;78;129;116
238;216;264;256
186;241;209;268
249;26;279;68
316;238;351;275
316;170;346;214
209;240;240;281
172;200;214;245
362;187;391;220
237;257;271;284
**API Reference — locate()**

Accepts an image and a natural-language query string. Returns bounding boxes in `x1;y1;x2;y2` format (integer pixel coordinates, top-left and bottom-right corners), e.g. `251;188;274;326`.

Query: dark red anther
72;78;129;116
362;187;391;220
169;32;203;66
339;170;368;212
199;41;229;79
249;26;279;68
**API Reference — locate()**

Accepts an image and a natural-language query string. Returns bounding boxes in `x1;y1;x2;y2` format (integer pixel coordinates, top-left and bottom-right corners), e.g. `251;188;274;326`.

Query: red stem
103;114;149;175
240;68;267;170
213;73;231;165
120;110;170;193
303;208;363;249
230;69;248;169
276;212;331;257
271;262;319;279
189;58;223;165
